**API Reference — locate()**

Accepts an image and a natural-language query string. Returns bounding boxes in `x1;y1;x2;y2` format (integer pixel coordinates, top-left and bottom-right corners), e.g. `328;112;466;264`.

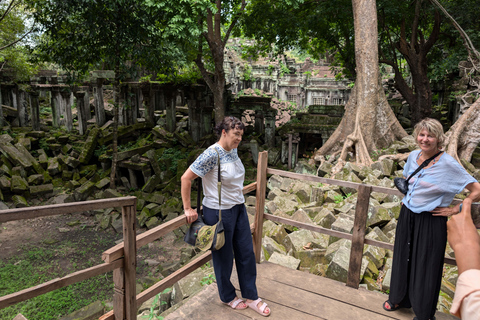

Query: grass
0;242;114;319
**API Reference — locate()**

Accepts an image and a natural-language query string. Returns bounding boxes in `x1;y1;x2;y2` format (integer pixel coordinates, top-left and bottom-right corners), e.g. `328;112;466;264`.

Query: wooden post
122;203;137;319
346;184;372;288
112;267;125;319
253;151;268;263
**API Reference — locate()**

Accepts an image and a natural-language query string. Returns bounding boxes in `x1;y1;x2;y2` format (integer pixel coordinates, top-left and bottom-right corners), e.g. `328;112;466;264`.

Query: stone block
262;221;288;244
47;157;61;176
283;229;316;253
262;236;287;260
74;181;96;201
12;195;29;208
30;184;54;197
78;127;99;164
295;249;327;268
363;244;386;269
268;252;301;270
59;300;104;320
313;209;336;229
11;175;29;193
366;206;391;228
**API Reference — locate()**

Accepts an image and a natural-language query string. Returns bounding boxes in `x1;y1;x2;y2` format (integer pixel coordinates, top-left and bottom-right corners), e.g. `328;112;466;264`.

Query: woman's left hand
431;205;458;217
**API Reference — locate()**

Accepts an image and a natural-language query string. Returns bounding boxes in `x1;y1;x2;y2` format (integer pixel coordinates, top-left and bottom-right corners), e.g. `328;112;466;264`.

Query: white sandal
225;297;247;310
247;298;271;317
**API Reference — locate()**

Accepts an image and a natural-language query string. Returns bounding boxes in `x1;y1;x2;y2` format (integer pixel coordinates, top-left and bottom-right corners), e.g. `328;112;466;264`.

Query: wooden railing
1;150;476;319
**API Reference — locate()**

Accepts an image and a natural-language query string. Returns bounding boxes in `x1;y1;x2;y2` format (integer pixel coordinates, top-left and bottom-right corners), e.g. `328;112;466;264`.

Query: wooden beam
102;215;187;263
253;151;268;263
0;196;137;223
264;213;456;266
347;184;372;289
136;251;212;305
112;268;125;320
122;204;137;320
242;181;257;194
266;168;403;196
265;213;354;240
0;259;123;309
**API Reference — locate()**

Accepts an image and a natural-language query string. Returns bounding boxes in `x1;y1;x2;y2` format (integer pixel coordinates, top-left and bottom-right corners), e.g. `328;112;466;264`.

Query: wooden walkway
163;262;459;320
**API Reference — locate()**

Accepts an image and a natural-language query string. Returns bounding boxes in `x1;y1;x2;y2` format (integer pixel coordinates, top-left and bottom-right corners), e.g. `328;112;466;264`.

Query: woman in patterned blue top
383;118;480;320
181;116;271;317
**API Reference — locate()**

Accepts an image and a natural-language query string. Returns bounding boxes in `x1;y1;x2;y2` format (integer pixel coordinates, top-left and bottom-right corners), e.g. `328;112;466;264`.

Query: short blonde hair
413;118;446;149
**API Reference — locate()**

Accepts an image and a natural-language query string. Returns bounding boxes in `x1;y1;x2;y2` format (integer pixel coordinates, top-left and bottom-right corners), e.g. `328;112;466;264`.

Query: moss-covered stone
78;127;100;164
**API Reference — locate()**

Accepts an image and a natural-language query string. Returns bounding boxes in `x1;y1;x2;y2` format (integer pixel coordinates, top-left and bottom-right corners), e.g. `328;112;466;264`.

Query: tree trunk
315;0;407;165
381;1;440;125
445;97;480;163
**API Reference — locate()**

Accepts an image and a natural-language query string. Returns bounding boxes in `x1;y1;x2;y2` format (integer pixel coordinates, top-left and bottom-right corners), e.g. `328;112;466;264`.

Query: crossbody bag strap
213;148;222;222
406;151;443;182
197;178;202;215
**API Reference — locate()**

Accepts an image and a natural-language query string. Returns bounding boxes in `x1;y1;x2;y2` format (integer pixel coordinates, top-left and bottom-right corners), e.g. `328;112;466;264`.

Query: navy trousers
389;205;447;320
203;203;258;303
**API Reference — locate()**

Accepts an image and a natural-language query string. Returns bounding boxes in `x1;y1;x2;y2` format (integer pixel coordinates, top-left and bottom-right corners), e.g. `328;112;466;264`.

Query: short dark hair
214;116;245;137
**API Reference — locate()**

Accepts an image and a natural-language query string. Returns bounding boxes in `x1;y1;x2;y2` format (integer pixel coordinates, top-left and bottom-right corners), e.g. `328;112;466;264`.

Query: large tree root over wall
445;97;480;164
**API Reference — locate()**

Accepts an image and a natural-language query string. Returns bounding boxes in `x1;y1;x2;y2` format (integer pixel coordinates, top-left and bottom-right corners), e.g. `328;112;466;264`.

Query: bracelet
459;203;463;213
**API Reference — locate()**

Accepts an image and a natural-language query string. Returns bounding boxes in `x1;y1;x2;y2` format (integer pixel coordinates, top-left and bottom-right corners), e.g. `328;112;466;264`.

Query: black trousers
389;205;447;320
203;204;258;303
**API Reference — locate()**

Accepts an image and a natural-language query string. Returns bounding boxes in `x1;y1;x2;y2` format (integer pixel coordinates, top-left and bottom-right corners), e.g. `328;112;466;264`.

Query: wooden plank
347;184;372;288
0;196;137;223
266;168;403;196
102;215;186;263
264;213;456;266
136;251;212;305
254;151;268;263
164;282;323;320
255;271;394;320
123;205;137;320
0;259;123;309
264;213;353;240
163;284;253;320
255;262;458;320
112;268;125;320
242;182;257;194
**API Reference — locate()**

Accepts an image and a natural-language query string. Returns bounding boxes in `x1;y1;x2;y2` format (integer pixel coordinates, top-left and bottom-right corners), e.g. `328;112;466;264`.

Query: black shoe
383;300;400;311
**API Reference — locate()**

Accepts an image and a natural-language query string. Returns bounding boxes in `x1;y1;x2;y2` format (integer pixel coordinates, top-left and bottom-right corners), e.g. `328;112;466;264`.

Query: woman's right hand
184;208;198;224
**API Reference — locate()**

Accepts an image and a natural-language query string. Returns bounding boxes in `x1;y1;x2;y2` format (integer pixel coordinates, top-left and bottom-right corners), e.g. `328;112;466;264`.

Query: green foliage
200;274;216;286
242;64;254;81
141;288;172;320
334;192;352;204
0;1;38;80
266;64;275;75
279;62;290;78
94;145;110;158
157;148;188;174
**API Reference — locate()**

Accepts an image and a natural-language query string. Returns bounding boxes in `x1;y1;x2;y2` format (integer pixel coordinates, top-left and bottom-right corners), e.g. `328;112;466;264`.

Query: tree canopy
241;0;480;125
0;0;37;80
